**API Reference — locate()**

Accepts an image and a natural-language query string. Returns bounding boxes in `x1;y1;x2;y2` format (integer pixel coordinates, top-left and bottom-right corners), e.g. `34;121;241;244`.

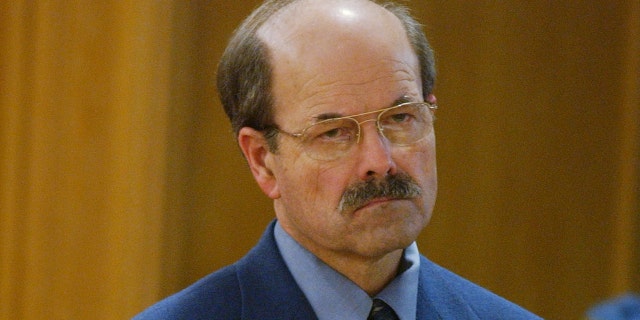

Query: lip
354;197;396;212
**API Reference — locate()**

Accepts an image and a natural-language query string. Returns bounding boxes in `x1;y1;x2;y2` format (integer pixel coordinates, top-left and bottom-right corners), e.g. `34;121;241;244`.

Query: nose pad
355;118;381;144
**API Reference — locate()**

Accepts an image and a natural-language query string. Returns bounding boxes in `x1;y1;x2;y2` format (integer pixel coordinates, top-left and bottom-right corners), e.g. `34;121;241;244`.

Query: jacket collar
234;221;318;319
417;255;480;319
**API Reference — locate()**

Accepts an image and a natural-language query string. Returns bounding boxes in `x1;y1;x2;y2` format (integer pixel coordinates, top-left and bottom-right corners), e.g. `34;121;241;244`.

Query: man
135;0;541;318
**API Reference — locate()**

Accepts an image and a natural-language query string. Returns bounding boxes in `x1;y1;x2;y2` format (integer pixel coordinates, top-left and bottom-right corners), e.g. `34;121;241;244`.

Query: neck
324;249;404;296
276;215;406;296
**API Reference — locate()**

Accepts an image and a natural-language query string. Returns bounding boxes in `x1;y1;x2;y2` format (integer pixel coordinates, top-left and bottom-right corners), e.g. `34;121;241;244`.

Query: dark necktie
367;298;400;320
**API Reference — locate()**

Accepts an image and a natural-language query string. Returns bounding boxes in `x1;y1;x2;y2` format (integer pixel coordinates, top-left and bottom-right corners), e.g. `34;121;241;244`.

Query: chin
355;220;424;258
355;237;414;259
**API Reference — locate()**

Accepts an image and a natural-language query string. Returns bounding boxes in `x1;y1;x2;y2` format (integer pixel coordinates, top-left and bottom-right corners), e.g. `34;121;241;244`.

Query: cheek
398;136;436;166
395;139;437;189
309;163;354;204
280;157;351;208
418;141;438;200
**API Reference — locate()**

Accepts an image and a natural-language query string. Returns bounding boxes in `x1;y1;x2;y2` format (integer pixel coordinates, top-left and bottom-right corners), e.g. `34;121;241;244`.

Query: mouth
353;197;403;213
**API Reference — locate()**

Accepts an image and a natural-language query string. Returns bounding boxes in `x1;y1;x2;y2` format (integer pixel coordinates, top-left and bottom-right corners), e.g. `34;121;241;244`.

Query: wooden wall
1;1;638;319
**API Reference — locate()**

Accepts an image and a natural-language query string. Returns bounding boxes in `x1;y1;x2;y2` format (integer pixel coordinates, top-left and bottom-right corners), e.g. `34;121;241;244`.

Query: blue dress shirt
274;221;419;320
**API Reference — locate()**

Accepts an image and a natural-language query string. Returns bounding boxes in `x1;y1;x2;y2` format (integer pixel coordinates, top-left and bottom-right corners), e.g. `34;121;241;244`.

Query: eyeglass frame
267;101;437;158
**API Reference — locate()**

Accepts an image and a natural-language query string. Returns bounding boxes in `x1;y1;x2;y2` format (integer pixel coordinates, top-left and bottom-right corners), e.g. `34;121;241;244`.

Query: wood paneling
1;1;637;319
416;1;639;317
613;0;640;295
1;1;172;318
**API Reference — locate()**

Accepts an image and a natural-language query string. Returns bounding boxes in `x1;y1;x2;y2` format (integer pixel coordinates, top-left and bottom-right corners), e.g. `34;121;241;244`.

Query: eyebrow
313;95;417;122
315;112;343;121
392;95;415;106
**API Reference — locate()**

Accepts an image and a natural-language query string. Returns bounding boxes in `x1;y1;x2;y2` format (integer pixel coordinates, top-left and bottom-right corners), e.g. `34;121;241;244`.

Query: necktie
367;298;400;320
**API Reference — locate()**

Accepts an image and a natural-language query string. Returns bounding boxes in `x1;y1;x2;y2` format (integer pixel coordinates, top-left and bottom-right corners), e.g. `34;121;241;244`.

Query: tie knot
367;299;399;320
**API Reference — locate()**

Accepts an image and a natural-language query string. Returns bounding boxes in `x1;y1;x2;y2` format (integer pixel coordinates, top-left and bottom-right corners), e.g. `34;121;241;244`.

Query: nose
355;121;397;179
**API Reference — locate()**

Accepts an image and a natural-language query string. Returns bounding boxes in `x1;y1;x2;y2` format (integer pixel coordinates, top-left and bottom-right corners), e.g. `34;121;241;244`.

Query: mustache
338;172;422;213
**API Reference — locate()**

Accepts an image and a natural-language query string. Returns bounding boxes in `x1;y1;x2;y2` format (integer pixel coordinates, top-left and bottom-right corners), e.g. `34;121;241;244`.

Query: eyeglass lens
300;103;434;160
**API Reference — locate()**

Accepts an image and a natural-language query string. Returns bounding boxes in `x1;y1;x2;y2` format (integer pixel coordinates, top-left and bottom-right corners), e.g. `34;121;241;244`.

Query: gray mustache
338;173;422;213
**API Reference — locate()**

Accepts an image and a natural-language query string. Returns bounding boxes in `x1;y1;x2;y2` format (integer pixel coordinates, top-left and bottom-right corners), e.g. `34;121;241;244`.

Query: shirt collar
274;221;420;320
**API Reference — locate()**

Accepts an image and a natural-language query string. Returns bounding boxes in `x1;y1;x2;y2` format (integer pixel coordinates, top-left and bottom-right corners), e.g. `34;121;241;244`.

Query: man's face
252;0;437;261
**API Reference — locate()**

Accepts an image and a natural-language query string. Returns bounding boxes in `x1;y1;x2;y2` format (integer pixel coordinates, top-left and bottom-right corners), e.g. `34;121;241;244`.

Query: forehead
259;0;422;119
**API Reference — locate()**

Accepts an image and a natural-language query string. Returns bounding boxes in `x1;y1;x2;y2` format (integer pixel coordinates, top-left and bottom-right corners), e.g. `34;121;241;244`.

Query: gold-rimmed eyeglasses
272;102;437;161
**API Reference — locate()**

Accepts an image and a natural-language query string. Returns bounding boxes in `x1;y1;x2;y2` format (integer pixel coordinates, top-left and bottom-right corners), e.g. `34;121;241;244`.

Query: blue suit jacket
135;221;540;319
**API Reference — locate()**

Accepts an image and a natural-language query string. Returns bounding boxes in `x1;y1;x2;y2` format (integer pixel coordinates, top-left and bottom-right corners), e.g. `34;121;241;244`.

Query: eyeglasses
273;102;437;161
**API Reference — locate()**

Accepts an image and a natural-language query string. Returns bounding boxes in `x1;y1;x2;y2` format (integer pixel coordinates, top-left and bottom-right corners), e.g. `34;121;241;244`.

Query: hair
216;0;436;151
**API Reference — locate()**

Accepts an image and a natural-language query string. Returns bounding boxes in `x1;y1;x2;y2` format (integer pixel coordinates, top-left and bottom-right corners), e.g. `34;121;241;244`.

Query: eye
380;104;426;128
321;128;344;138
317;126;353;141
389;113;413;123
382;111;417;126
306;120;357;143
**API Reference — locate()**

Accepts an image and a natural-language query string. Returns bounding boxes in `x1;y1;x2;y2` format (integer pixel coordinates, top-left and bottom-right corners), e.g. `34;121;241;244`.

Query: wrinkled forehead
257;0;412;62
257;0;421;107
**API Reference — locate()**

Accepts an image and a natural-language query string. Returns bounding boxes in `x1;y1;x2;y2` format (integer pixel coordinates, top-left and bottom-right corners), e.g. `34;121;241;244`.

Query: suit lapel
416;256;480;320
235;221;318;319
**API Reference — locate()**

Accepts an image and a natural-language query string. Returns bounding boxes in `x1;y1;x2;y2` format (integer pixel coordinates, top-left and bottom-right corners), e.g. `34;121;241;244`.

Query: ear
238;127;280;199
427;94;437;115
426;93;437;104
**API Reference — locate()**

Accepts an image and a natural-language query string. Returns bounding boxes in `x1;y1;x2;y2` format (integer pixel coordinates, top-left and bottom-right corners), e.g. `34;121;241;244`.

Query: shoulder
133;264;242;320
419;256;542;319
133;221;315;320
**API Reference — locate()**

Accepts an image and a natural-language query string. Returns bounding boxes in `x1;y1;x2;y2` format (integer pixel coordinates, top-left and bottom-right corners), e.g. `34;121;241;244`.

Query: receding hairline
256;0;405;46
